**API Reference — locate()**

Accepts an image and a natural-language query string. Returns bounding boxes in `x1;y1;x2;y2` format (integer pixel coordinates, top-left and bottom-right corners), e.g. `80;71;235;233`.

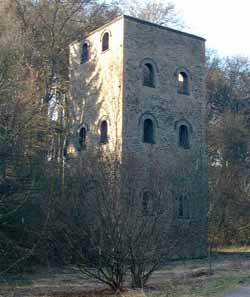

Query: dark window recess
79;127;86;149
184;196;189;218
177;195;190;218
178;72;189;95
143;63;155;87
142;191;153;215
81;43;89;64
143;119;154;144
100;121;108;143
179;125;189;149
178;196;184;217
102;32;109;52
64;140;69;158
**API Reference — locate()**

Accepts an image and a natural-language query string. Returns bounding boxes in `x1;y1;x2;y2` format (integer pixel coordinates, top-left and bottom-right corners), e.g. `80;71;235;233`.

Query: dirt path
0;267;105;297
225;286;250;297
1;253;250;297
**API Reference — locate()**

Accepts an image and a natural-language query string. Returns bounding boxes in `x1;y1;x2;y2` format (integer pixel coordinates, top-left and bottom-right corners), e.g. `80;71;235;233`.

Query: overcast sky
172;0;250;57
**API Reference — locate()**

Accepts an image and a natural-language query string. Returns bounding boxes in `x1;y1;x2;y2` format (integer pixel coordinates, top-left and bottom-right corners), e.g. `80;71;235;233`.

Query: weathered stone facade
69;15;208;258
69;17;124;154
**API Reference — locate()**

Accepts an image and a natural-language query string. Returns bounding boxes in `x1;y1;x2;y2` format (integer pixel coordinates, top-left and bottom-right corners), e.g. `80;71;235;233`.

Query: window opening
79;127;86;147
143;119;154;143
81;43;89;63
100;120;108;143
178;72;189;94
102;32;109;52
179;125;189;149
143;63;155;87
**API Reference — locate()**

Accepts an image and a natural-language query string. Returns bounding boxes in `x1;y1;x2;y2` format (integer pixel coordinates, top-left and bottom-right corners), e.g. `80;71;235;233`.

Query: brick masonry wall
69;16;208;258
122;16;208;258
69;17;124;155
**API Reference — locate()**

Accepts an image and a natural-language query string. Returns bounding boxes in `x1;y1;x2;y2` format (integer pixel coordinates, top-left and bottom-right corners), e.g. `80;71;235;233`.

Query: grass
2;251;250;297
216;246;250;253
0;271;33;286
147;269;250;297
179;275;250;297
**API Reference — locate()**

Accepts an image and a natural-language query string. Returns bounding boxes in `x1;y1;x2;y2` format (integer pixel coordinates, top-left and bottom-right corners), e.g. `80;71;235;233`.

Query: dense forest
1;0;250;290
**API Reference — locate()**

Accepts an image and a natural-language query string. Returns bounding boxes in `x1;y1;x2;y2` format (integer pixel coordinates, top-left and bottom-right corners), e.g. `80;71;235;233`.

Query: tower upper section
69;15;206;159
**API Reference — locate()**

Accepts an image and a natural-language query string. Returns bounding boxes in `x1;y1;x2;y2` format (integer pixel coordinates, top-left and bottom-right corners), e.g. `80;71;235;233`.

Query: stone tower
69;15;207;258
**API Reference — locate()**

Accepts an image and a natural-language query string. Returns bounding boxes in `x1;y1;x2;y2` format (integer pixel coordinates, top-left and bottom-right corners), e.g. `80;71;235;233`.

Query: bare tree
58;148;201;290
119;0;184;29
0;0;120;273
206;51;250;250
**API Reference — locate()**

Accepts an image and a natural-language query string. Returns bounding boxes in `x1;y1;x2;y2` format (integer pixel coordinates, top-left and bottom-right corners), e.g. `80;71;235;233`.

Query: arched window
79;127;86;148
179;125;189;149
143;119;154;144
142;191;153;216
177;195;190;218
143;63;155;87
100;120;108;144
81;43;89;64
178;72;189;95
102;32;109;52
178;195;184;217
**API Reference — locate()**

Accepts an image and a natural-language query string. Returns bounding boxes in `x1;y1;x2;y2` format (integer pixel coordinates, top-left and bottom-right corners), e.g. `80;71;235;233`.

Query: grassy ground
146;251;250;297
1;251;250;297
147;271;250;297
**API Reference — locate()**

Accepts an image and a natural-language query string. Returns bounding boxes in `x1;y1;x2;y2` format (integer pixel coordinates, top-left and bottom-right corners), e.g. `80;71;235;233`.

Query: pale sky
172;0;250;57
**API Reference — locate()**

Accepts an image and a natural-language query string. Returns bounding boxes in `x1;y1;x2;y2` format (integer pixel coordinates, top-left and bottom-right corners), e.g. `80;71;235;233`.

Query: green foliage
0;0;120;273
207;52;250;248
206;50;250;115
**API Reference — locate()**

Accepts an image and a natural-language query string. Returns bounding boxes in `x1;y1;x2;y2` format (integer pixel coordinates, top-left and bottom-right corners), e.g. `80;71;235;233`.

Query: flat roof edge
71;14;206;44
123;15;206;41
